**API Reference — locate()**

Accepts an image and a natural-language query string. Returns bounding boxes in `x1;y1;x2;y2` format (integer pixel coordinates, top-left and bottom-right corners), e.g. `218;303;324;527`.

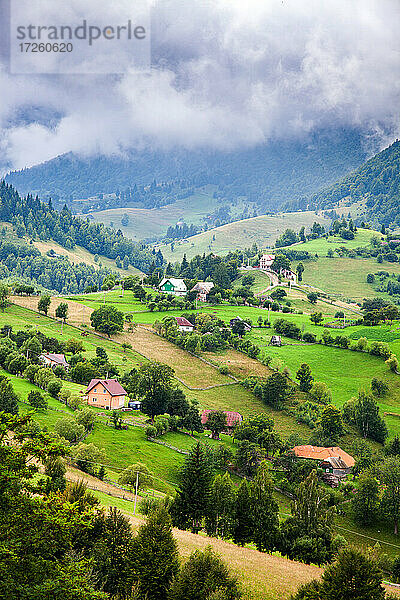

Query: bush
140;496;164;515
145;425;157;439
302;332;317;343
47;379;62;398
27;390;47;410
218;365;229;375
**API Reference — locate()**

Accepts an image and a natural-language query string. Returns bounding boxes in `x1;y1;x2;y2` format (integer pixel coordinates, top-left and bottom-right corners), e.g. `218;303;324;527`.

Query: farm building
39;353;69;370
292;445;355;480
191;281;214;302
159;277;187;296
268;335;282;346
175;316;194;332
229;316;252;332
201;410;243;435
85;378;127;410
259;254;275;269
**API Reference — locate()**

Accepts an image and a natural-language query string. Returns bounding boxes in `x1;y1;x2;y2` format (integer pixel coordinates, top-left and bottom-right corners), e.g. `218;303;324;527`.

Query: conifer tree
171;442;213;533
249;462;279;552
205;472;235;539
296;363;314;392
0;376;19;414
233;479;253;546
131;507;179;600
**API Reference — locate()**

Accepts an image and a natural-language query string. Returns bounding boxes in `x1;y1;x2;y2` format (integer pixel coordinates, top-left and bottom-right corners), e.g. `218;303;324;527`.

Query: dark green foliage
352;472;379;526
27;389;47;409
131;508;179;600
206;410;227;439
171;442;213;533
345;391;388;443
234;413;281;455
296;363;314;392
134;362;175;419
385;435;400;457
262;372;290;408
37;294;51;315
250;462;279;552
169;546;242;600
307;292;318;304
90;305;124;336
273;318;302;339
233;480;253;546
319;405;344;440
44;456;66;493
47;379;62;398
55;302;68;322
0;376;19;414
378;456;400;534
205;473;235;539
371;378;388;397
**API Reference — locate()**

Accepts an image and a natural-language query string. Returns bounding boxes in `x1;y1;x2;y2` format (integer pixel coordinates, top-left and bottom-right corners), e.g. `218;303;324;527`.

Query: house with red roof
259;254;275;270
201;410;243;435
175;316;194;332
292;445;355;478
85;378;127;410
39;353;69;371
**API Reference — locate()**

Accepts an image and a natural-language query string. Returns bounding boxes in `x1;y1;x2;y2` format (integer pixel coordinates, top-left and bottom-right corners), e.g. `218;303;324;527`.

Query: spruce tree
296;363;314;392
205;472;235;539
233;479;253;546
171;442;213;533
131;507;179;600
249;462;279;552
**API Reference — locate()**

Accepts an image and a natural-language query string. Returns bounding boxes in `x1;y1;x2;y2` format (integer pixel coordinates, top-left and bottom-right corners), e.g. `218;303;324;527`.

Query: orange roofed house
85;379;127;410
293;445;355;480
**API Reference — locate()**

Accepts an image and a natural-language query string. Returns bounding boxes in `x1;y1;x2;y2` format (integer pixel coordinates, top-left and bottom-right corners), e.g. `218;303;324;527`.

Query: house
39;353;69;371
259;254;275;270
292;445;355;478
201;410;243;435
280;268;297;282
175;316;194;332
85;378;127;410
191;281;214;302
268;335;282;346
159;277;187;296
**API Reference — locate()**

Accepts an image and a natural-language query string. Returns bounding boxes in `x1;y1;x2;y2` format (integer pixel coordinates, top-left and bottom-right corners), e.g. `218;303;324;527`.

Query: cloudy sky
0;0;399;170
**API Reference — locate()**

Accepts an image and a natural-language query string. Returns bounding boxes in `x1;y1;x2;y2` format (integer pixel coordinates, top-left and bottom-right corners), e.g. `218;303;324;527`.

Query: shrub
27;390;47;410
218;365;229;375
302;332;316;343
47;379;62;398
145;425;157;439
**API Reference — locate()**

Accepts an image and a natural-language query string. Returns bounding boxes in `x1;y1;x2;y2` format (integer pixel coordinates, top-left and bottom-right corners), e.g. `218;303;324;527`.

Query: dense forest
307;140;400;225
0;181;156;272
6;128;367;211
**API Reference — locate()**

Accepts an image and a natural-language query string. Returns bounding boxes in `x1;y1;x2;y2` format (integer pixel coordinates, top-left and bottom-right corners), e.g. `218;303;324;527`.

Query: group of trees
1;412;242;599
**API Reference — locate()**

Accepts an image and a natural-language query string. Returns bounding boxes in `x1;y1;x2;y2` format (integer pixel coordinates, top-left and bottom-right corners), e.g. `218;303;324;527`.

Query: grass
293;228;377;255
157;211;331;262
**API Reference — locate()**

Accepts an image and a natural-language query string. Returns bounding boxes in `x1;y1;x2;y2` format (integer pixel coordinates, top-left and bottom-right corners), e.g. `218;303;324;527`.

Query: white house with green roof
159;277;187;296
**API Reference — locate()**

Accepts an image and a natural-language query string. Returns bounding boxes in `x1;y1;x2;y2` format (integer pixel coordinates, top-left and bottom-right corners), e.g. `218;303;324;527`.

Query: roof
322;457;349;470
175;316;193;327
292;445;355;468
260;254;275;261
159;278;187;291
86;379;127;396
191;282;214;292
40;353;69;367
201;409;243;428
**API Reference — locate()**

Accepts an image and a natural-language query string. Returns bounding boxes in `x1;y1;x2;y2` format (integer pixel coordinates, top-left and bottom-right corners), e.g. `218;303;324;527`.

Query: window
92;397;97;402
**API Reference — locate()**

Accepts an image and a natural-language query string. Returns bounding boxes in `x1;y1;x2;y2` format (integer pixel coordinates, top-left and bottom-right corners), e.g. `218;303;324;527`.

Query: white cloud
1;0;399;169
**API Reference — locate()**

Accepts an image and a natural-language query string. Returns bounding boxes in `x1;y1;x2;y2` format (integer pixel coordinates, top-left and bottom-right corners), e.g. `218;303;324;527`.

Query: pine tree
205;472;235;539
249;462;279;552
131;507;179;600
171;442;213;533
296;363;314;392
233;479;253;546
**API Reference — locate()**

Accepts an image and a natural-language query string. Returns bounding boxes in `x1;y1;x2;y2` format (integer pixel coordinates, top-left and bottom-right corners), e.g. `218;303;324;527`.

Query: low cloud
1;0;399;170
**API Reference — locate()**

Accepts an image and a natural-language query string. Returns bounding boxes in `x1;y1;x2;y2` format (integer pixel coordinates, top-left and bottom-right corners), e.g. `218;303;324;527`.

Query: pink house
85;378;127;410
259;254;275;269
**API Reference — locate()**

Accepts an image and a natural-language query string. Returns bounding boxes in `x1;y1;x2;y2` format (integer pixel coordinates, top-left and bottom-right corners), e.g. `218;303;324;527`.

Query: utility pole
134;471;139;515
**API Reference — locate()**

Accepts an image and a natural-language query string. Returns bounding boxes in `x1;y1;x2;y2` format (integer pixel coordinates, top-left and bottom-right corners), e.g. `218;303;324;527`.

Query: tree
55;302;69;323
169;546;242;600
319;405;344;440
171;442;213;533
236;440;261;477
310;381;332;405
54;416;85;443
371;378;388;397
206;410;227;440
90;305;124;336
38;294;51;315
135;362;174;419
296;263;304;282
0;376;19;414
378;456;400;534
111;410;123;429
0;282;10;311
352;472;379;526
262;372;289;408
233;479;253;546
47;379;62;398
353;391;388;443
72;442;106;475
280;470;334;565
44;456;66;492
75;407;96;432
234;413;281;456
320;547;385;600
118;462;153;490
310;312;323;325
296;363;314;392
270;287;287;301
307;292;318;304
181;403;204;435
27;389;47;410
131;508;179;600
249;462;279;552
92;507;134;598
205;472;235;538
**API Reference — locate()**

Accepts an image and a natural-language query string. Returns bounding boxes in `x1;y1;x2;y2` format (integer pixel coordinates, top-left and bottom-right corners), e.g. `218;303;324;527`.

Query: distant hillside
308;140;400;226
6;128;367;214
157;210;331;262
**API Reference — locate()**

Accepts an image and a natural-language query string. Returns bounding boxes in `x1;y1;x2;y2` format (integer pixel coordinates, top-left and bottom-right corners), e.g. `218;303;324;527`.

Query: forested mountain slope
6;128;368;212
308;140;400;225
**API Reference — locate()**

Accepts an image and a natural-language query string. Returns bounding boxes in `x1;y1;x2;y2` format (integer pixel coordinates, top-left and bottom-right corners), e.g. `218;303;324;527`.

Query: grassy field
157;211;331;262
292;227;378;255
